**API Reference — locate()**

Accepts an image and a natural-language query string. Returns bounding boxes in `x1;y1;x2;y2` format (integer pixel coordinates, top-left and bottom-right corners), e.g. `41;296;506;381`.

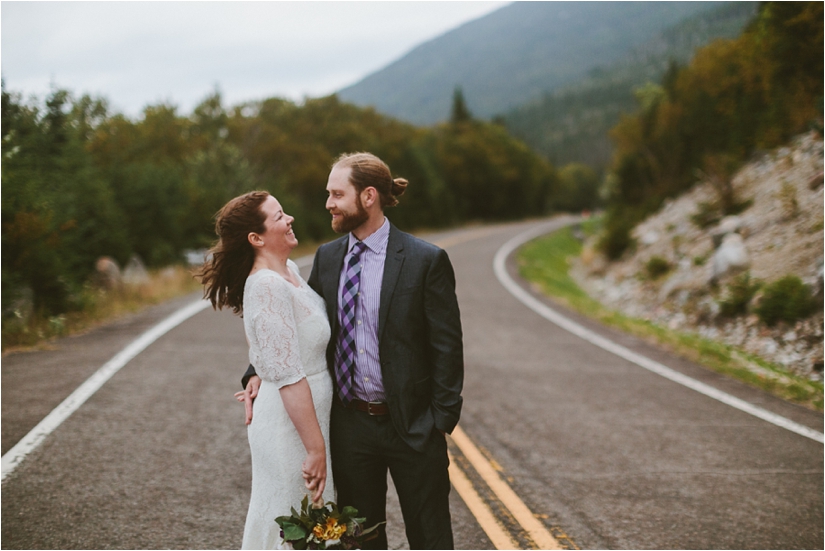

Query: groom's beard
330;195;369;234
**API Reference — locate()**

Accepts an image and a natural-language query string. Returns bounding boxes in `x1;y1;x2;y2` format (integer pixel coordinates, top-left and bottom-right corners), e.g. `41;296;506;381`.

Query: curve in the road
6;218;819;547
494;220;824;444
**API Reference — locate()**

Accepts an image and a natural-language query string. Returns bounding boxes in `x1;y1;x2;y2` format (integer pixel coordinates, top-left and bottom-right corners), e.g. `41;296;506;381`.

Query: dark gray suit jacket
244;223;464;453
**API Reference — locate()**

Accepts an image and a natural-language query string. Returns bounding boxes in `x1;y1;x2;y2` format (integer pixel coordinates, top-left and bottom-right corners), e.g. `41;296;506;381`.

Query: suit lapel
323;236;348;328
379;224;405;342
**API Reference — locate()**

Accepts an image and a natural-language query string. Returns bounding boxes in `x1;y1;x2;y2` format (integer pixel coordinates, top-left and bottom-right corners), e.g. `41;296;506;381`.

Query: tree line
2;84;561;316
599;1;823;259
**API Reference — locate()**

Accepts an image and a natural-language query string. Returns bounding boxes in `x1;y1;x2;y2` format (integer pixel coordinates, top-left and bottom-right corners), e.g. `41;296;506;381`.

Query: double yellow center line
448;426;563;550
432;227;567;550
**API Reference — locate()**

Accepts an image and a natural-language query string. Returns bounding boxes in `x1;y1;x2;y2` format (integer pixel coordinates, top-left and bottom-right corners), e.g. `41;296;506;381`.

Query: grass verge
517;221;823;412
2;266;201;353
2;239;327;354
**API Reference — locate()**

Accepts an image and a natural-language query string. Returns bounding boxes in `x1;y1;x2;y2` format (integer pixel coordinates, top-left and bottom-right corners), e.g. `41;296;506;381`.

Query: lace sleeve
249;274;305;388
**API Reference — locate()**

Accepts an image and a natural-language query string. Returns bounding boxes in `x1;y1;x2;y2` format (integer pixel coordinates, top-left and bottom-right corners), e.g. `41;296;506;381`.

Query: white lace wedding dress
241;261;334;550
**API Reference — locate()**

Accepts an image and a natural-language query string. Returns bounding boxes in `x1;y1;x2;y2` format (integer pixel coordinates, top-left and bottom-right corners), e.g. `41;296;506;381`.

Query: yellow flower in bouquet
313;517;347;541
276;495;384;549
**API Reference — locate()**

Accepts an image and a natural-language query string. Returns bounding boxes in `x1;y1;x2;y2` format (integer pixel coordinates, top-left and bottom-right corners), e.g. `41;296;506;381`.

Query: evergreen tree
450;87;472;124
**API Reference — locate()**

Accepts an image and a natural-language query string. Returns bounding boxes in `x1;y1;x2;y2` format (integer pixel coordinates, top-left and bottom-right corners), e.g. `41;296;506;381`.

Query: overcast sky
2;1;509;118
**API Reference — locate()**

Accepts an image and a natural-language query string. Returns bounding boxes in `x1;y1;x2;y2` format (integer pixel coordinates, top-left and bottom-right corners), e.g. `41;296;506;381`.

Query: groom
242;152;464;549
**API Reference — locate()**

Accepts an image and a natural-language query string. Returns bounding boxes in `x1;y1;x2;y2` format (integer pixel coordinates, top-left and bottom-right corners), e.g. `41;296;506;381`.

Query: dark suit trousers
330;399;454;550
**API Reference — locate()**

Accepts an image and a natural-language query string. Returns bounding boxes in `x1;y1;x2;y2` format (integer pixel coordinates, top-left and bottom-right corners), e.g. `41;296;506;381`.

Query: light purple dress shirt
338;217;389;402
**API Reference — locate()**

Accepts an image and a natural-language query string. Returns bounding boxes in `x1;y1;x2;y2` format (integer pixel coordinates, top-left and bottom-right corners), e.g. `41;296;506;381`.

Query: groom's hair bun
391;177;408;199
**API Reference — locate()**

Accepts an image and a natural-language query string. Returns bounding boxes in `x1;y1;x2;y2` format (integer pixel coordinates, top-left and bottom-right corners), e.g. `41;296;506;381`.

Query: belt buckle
366;401;383;415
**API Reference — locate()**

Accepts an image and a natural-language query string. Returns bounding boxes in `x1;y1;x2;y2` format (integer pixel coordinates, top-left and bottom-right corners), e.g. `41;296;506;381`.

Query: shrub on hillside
755;275;817;326
644;256;671;279
718;272;761;317
597;207;638;260
690;201;723;229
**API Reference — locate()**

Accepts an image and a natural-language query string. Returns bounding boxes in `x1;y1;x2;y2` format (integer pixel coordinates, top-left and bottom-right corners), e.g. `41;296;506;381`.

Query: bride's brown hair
196;191;270;314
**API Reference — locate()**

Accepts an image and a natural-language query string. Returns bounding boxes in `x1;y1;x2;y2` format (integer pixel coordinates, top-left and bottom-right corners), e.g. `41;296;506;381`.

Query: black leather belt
347;398;389;416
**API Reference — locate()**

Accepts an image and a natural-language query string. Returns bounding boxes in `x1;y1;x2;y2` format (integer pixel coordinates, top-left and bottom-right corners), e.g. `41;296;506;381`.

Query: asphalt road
2;218;822;549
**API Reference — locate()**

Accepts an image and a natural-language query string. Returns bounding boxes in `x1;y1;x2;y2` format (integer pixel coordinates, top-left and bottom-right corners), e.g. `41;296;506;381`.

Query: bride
198;191;334;549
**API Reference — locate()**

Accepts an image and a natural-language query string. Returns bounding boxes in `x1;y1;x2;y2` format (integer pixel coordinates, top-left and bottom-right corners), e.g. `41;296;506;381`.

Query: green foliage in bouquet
275;495;384;550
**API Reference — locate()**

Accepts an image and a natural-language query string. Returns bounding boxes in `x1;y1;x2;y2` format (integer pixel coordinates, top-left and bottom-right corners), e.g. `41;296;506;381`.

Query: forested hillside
502;1;757;170
1;87;556;318
338;1;723;125
597;1;823;260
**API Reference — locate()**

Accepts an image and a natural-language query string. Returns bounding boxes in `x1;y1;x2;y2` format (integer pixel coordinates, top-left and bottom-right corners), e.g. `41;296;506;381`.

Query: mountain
337;1;728;125
502;1;758;170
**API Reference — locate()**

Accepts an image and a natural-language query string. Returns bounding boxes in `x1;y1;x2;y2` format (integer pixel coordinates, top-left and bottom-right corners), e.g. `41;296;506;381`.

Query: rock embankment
574;131;824;380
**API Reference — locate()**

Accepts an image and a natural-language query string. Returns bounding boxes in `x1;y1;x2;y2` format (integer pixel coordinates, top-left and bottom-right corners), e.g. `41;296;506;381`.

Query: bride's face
254;195;298;253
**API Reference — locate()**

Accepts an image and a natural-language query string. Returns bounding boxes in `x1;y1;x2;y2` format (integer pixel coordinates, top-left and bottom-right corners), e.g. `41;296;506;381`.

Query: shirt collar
348;217;390;255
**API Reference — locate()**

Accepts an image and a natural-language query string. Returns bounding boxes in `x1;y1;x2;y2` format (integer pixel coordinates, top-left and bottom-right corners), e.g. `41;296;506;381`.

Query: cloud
2;1;508;116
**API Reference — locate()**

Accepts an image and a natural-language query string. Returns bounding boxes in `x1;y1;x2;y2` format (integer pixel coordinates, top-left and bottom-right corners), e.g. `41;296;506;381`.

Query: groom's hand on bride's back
234;375;261;425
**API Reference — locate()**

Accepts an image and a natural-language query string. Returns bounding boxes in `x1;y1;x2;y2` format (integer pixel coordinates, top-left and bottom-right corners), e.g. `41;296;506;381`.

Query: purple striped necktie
335;241;367;404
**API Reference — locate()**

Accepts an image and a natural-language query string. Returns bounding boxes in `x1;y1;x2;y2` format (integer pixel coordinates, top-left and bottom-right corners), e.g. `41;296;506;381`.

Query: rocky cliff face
574;131;824;380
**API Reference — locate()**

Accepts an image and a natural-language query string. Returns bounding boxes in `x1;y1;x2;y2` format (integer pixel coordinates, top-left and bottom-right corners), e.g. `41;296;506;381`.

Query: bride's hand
234;376;261;425
301;450;327;504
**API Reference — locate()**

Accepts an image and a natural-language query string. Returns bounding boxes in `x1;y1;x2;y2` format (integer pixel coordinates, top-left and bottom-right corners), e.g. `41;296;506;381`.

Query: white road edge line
493;221;824;445
1;254;318;483
1;299;211;482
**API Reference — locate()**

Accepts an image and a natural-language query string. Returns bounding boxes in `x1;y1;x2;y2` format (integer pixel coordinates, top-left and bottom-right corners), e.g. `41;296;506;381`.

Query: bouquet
275;495;384;550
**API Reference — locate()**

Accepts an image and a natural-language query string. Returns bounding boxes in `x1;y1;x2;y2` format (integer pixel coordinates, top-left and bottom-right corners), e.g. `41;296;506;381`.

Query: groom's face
326;166;369;234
